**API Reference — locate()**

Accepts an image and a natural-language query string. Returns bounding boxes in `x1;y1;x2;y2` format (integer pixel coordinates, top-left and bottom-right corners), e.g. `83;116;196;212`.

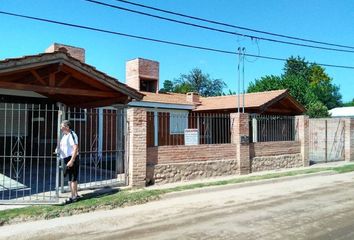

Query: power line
0;10;353;70
113;0;354;51
84;0;354;54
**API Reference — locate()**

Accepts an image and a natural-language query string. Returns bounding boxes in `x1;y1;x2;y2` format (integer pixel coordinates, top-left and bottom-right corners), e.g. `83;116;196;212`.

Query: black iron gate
0;103;127;204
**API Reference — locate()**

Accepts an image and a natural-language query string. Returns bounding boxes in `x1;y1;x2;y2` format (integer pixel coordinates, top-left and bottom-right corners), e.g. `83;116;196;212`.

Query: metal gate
61;106;128;193
0;103;127;204
309;118;345;164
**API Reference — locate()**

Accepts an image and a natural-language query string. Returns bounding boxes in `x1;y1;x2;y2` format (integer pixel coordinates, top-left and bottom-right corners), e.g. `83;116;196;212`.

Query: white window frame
169;111;188;135
68;109;87;122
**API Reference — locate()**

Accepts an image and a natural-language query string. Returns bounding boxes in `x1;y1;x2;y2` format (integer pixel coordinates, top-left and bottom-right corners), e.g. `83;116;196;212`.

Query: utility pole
242;47;246;113
237;47;241;113
237;47;246;113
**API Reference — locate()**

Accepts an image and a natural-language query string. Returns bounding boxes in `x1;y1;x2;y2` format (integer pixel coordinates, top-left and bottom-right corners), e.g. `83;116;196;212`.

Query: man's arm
67;144;78;167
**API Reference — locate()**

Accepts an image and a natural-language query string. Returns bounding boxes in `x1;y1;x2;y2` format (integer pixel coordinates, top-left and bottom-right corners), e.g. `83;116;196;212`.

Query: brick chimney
126;58;159;93
186;92;200;104
45;43;85;62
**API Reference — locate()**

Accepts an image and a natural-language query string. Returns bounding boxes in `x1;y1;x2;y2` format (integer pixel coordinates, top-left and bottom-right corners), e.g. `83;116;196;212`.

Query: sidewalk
146;160;352;191
0;161;353;211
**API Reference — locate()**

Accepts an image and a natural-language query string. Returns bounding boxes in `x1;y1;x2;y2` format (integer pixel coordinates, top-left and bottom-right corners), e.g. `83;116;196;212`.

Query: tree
160;68;226;97
159;80;174;93
247;56;342;118
283;56;342;110
247;75;283;93
343;98;354;107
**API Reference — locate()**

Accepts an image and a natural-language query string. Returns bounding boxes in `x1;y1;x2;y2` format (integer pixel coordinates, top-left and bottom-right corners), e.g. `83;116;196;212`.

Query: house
0;43;143;202
125;58;306;146
0;43;143;155
329;106;354;118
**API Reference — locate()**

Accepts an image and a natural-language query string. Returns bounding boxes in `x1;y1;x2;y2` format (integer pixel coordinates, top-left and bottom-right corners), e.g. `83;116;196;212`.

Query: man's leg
71;181;78;198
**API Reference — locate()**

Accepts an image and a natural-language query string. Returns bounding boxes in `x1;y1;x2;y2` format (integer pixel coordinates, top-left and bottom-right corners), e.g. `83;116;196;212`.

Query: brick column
344;118;354;162
127;107;147;187
295;115;309;166
231;113;250;175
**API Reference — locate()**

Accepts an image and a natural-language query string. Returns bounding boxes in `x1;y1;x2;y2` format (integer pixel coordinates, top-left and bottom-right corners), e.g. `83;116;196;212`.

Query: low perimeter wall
147;144;237;184
250;141;302;172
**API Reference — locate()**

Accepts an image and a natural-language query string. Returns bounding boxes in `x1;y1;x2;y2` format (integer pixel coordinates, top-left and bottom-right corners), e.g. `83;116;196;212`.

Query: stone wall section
251;153;302;172
147;159;238;184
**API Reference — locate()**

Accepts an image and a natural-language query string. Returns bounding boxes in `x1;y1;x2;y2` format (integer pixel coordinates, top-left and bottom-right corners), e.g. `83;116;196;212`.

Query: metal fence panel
249;115;296;143
0;103;128;204
61;107;127;192
147;111;231;147
0;103;59;204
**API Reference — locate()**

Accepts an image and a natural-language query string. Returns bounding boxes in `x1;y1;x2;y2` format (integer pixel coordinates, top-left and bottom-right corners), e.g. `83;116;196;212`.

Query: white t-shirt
59;131;78;159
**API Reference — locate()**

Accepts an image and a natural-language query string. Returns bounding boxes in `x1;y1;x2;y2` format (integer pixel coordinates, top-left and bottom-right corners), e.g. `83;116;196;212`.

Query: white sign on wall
184;128;199;145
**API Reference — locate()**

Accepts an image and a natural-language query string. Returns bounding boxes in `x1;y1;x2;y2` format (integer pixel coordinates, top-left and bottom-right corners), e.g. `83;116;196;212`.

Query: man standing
59;120;80;203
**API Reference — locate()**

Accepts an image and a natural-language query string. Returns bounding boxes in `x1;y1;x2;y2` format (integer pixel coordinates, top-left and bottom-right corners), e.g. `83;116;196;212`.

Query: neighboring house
125;58;306;146
329;107;354;118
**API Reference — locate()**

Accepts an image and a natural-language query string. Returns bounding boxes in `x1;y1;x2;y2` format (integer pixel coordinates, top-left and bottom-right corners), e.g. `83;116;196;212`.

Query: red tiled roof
140;91;193;105
138;89;304;113
196;89;289;111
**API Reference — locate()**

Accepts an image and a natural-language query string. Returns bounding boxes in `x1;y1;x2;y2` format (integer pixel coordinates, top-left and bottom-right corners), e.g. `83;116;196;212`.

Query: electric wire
0;10;353;70
112;0;354;50
84;0;354;54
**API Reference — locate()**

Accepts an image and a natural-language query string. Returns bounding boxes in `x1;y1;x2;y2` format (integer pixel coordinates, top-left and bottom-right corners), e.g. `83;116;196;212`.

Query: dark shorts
63;156;79;182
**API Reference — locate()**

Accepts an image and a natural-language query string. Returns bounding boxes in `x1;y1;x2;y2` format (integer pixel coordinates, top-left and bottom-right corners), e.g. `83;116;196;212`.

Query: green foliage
160;68;226;97
159;80;174;93
247;75;283;93
306;101;330;118
343;99;354;107
222;89;237;95
248;56;342;117
284;56;310;79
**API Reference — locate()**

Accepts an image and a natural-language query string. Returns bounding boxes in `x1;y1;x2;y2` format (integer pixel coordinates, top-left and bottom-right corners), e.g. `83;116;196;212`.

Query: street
1;171;354;240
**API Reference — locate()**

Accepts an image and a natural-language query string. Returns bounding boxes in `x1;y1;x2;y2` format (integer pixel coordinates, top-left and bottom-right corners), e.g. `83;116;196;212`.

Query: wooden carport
0;51;143;107
0;51;143;203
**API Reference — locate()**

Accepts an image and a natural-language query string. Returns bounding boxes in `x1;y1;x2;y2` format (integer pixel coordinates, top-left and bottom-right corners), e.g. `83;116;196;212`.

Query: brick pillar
231;113;250;175
296;115;309;166
127;107;147;187
344;118;354;162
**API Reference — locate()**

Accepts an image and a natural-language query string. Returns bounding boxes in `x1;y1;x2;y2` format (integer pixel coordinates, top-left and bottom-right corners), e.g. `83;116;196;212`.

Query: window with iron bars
147;111;231;146
249;115;296;142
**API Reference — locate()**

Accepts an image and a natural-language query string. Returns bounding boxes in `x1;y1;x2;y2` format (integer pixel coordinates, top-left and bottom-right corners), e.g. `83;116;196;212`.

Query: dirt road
1;172;354;240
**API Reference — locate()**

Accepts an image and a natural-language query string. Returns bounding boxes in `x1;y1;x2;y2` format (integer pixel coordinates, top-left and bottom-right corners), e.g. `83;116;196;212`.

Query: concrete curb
162;171;336;200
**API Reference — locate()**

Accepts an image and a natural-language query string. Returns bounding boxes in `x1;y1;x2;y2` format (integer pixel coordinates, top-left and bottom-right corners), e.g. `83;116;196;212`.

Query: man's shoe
65;198;73;204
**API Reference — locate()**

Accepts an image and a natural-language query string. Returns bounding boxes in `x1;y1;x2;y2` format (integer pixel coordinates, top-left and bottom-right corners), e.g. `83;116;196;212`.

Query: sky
0;0;353;103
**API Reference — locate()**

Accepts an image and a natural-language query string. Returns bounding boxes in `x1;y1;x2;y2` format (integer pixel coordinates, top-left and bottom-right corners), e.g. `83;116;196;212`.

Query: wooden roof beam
72;97;128;108
30;70;48;86
0;81;122;97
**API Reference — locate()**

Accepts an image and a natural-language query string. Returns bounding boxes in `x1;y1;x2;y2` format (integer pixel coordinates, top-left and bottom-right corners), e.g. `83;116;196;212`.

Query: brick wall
146;144;237;184
45;43;85;62
147;144;237;164
127;108;147;187
250;141;302;172
128;112;315;187
126;58;159;92
250;141;301;157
